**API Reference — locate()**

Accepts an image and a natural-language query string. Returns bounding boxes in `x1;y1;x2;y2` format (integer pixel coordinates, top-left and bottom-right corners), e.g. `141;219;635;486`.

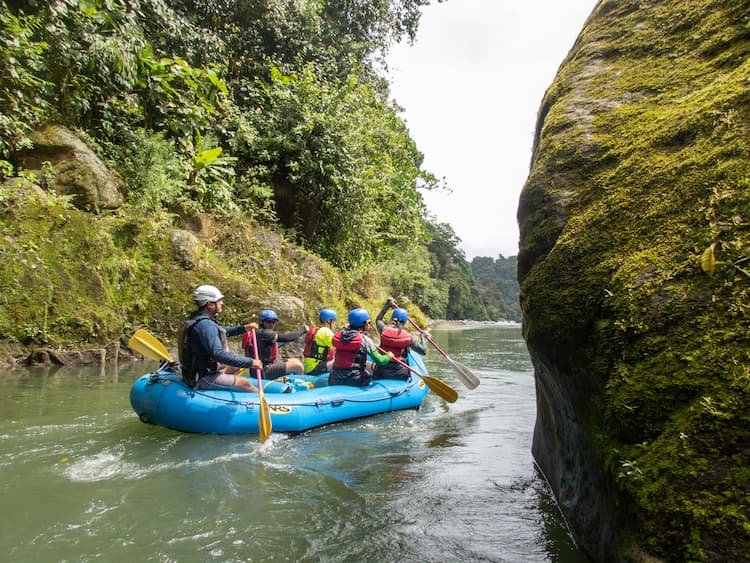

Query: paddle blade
447;356;480;389
421;374;458;403
406;317;480;390
128;329;173;362
258;395;272;443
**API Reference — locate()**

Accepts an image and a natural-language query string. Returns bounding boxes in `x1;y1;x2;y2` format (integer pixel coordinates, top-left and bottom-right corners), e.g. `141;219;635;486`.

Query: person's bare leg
286;359;304;374
235;376;258;393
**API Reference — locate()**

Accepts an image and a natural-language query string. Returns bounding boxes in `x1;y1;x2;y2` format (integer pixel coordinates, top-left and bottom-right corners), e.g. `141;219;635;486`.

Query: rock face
14;125;124;211
518;0;749;560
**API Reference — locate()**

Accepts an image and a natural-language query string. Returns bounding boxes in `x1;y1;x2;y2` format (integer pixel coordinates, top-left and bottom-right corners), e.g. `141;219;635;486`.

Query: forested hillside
0;0;502;354
472;255;520;322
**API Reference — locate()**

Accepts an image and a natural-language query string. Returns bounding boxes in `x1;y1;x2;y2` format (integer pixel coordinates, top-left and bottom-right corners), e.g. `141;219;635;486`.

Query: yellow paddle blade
421;374;458;403
374;343;458;403
128;329;173;362
258;395;272;443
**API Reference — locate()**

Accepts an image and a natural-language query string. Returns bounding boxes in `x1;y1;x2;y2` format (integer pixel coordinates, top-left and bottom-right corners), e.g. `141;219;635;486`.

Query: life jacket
177;313;213;388
332;328;367;371
243;330;279;366
379;326;411;358
303;326;334;361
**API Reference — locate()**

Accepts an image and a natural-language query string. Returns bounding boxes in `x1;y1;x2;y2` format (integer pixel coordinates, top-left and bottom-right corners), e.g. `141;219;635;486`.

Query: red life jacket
303;326;334;361
243;331;279;365
332;328;366;370
379;326;411;358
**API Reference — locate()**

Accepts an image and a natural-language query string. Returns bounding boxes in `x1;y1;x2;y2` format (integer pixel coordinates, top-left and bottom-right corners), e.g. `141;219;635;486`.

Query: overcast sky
386;0;599;259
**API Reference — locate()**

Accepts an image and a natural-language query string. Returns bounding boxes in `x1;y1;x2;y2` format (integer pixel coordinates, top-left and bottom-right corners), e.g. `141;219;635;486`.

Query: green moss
0;178;356;354
520;0;750;559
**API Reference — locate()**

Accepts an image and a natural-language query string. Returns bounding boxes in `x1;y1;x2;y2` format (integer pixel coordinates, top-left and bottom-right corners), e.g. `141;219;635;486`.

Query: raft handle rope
144;371;419;410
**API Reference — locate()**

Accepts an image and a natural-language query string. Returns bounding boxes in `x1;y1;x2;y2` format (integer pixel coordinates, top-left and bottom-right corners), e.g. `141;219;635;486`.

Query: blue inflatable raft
130;353;430;435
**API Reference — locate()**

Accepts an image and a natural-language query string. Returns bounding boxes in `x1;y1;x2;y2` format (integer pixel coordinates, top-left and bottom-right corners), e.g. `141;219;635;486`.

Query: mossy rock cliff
518;0;749;560
0;177;359;367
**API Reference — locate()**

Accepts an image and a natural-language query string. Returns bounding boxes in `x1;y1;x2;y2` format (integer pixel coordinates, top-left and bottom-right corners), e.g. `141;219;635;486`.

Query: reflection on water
0;325;587;562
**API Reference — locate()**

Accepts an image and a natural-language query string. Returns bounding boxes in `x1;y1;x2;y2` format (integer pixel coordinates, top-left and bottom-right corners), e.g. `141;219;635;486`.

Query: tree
424;220;488;320
234;64;434;270
472;255;521;321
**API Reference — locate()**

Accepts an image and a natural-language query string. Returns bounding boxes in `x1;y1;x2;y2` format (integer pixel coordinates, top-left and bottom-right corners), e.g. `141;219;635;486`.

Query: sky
386;0;600;259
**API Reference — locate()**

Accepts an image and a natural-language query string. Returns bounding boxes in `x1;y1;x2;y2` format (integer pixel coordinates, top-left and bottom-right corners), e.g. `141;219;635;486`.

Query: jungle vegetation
472;254;520;322
0;0;520;351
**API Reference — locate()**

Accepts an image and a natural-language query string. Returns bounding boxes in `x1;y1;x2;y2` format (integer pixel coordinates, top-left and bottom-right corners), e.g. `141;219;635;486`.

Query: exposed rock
26;348;108;366
14;124;124;211
171;230;201;270
518;0;749;560
183;211;215;239
270;295;305;319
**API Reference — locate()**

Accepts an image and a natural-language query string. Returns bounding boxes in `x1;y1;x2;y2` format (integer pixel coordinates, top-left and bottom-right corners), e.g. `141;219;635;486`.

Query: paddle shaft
250;329;272;442
388;299;479;390
374;345;457;403
375;346;425;378
407;318;449;359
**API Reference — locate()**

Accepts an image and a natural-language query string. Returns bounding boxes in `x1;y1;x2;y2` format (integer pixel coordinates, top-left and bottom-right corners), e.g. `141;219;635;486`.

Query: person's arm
215;349;260;370
376;319;386;334
197;322;258;369
226;325;246;338
276;326;307;343
375;299;394;334
363;334;392;365
226;322;258;338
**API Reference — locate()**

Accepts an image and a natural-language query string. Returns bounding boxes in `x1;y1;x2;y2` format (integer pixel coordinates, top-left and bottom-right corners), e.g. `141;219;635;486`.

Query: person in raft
329;307;393;387
244;309;308;379
303;308;337;376
373;298;427;381
178;284;262;391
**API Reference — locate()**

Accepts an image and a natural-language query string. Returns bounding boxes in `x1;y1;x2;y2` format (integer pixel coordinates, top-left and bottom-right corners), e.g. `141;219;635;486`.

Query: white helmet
193;284;224;306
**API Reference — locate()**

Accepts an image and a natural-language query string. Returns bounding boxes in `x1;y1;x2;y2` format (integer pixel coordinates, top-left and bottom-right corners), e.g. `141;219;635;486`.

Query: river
0;324;587;562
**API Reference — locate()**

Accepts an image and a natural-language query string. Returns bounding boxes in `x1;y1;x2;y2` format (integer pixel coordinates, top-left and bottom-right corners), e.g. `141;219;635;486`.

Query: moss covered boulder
14;125;125;211
518;0;749;560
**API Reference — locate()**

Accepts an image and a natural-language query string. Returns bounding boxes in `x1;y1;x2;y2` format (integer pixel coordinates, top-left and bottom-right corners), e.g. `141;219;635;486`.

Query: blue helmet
319;308;337;323
259;309;279;322
347;307;370;329
392;308;409;323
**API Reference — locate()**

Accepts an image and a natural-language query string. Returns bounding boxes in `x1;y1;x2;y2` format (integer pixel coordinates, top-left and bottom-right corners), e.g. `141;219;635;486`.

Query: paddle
250;329;272;443
128;328;173;362
375;345;458;403
407;319;480;389
388;299;480;390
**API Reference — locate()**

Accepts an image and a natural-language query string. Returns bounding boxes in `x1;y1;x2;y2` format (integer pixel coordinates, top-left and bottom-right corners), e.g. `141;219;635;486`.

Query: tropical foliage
0;0;499;321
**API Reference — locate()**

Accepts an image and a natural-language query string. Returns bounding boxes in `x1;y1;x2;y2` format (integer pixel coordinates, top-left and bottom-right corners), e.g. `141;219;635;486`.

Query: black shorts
262;361;288;380
329;368;371;387
372;362;410;381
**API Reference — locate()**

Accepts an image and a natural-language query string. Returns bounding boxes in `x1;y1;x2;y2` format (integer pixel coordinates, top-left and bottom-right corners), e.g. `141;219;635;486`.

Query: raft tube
129;353;430;435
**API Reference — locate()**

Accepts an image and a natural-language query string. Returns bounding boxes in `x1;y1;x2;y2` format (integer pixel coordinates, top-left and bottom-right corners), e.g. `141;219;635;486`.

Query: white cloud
387;0;599;258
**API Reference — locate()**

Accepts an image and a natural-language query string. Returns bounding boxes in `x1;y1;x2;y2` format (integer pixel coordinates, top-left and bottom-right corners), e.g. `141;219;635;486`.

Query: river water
0;324;587;562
